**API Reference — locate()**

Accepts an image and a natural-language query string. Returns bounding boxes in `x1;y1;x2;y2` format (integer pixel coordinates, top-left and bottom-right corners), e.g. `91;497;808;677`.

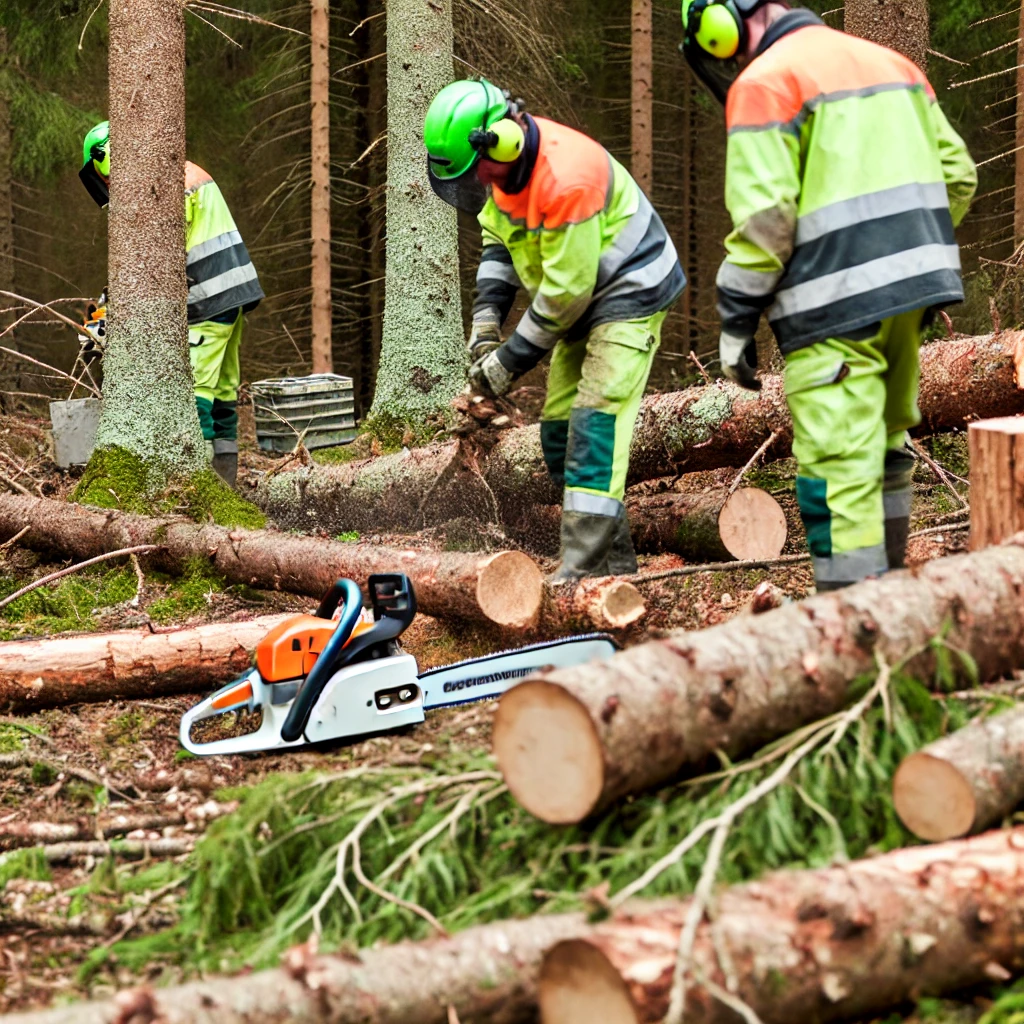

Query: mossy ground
310;411;444;466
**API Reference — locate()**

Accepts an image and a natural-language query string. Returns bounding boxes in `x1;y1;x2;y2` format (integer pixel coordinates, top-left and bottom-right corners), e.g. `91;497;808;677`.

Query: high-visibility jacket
474;116;685;376
185;162;264;326
717;10;977;354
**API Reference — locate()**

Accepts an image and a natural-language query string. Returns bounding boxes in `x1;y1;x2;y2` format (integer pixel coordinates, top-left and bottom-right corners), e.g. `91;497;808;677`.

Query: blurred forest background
0;0;1014;418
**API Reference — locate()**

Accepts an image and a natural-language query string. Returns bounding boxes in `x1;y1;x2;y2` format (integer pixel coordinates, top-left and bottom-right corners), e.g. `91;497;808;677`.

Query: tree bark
894;704;1024;842
1016;0;1024;245
493;538;1024;824
969;416;1024;550
627;487;787;561
630;0;653;195
0;494;544;630
4;914;590;1024
97;0;206;478
543;579;646;633
845;0;930;72
369;0;465;423
309;0;332;374
539;827;1024;1024
0;28;13;316
0;615;288;713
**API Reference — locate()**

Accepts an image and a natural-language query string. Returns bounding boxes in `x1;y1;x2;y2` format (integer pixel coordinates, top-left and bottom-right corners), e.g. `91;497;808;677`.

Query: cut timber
894;703;1024;841
627;486;787;560
539;827;1024;1024
493;538;1024;824
969;416;1024;550
4;914;590;1024
0;615;288;713
0;495;543;630
544;578;646;633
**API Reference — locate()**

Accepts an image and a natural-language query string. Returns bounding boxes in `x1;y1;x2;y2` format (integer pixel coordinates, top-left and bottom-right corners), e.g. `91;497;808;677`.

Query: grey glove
719;331;761;392
467;317;502;361
468;349;515;398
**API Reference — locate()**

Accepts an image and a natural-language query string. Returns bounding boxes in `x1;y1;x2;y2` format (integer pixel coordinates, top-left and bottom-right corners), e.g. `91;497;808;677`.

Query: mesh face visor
79;162;109;208
427;160;489;215
682;38;740;105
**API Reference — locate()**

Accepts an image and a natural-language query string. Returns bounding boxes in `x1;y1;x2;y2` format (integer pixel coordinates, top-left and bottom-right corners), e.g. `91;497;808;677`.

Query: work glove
467;317;502;361
719;331;761;392
468;348;515;399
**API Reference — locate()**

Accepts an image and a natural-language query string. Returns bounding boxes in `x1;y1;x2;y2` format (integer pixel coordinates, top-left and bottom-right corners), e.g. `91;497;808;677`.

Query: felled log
894;704;1024;841
492;538;1024;824
36;838;193;863
539;827;1024;1024
544;578;646;633
969;416;1024;550
0;495;544;630
5;914;590;1024
0;615;288;713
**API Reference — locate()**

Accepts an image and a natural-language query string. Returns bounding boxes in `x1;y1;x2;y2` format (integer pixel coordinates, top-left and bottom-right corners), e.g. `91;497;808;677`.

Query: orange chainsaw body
256;614;374;682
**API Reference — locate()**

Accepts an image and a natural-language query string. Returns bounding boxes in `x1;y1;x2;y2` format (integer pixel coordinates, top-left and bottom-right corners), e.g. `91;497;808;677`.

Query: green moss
31;762;57;786
71;446;151;510
147;556;226;624
361;411;441;452
312;442;368;466
0;848;51;888
336;531;360;543
175;470;266;530
104;710;150;748
928;433;970;480
0;724;25;754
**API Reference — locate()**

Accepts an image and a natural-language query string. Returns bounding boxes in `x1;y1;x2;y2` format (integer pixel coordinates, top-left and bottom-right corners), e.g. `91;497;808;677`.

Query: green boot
607;508;638;576
548;511;618;583
211;439;238;488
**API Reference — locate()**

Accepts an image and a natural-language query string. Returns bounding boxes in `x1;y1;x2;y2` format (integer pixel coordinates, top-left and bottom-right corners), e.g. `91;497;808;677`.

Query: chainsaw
78;292;107;363
179;573;616;757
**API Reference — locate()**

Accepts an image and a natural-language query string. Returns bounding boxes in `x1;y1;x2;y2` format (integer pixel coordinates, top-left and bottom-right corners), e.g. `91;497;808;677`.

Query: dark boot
883;446;915;571
548;511;618;583
607;508;638;576
212;439;238;488
811;544;887;593
884;515;910;571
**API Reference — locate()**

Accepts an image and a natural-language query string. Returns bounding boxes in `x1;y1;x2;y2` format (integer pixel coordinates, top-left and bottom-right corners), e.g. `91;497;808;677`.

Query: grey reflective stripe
515;309;563;349
769;244;961;320
564;490;623;517
883;490;912;520
716;260;783;297
719;331;753;365
212;439;238;455
473;306;501;325
597;193;653;288
795;182;950;246
477;260;521;287
187;229;243;265
812;544;888;585
596;238;680;301
188;262;261;303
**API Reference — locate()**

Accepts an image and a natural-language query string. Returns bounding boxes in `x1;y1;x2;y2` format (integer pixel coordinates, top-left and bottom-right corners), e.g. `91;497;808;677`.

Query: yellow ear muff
695;2;741;58
487;119;524;163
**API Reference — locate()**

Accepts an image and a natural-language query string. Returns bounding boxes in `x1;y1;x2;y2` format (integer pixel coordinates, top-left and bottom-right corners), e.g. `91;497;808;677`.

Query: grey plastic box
250;374;358;453
50;398;102;468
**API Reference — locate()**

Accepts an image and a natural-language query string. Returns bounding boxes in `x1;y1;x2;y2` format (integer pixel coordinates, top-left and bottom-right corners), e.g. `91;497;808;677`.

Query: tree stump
969;416;1024;550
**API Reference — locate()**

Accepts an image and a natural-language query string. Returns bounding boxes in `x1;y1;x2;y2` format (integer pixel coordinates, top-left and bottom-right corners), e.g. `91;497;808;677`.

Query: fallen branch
27;837;194;864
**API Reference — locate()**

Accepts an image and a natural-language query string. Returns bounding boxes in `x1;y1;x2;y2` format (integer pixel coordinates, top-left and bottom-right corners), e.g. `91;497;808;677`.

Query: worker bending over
79;122;264;487
423;80;686;580
681;0;976;590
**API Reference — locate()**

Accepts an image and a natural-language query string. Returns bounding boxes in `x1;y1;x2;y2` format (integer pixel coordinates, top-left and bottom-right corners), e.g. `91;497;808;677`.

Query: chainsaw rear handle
282;578;364;743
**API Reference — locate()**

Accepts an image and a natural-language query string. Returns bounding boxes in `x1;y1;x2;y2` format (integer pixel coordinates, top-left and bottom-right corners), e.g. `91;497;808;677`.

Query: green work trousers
784;309;923;590
540;312;665;517
189;310;242;456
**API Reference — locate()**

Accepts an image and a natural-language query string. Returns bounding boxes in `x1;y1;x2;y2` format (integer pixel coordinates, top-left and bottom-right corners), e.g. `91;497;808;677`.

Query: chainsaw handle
281;578;364;743
315;577;359;620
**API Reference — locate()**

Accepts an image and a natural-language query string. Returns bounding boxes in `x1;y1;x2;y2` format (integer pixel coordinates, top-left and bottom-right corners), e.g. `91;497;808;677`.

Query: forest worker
422;80;687;581
78;121;264;487
681;1;976;591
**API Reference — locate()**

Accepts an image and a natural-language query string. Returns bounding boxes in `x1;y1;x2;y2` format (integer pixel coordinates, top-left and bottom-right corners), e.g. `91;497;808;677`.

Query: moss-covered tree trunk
845;0;929;72
89;0;206;488
369;0;465;425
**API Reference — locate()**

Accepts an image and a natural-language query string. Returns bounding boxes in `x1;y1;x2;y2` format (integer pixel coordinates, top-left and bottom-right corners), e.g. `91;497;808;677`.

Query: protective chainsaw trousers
785;309;923;591
189;309;242;456
539;311;665;519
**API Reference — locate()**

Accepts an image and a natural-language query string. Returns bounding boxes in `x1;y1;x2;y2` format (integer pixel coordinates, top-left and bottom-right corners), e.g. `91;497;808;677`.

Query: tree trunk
4;914;590;1024
894;704;1024;841
95;0;206;481
0;615;289;713
544;578;647;633
493;538;1024;824
627;487;787;561
369;0;465;423
539;827;1024;1024
630;0;653;195
969;416;1024;550
845;0;930;72
0;494;544;630
309;0;332;374
0;28;13;316
1016;0;1024;245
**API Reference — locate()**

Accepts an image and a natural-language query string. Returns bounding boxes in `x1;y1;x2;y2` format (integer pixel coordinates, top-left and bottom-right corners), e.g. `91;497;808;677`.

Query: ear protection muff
685;0;745;59
469;119;524;163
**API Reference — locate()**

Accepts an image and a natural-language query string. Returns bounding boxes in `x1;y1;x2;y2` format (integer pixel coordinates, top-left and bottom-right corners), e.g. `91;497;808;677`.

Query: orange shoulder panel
185;161;213;192
727;25;933;131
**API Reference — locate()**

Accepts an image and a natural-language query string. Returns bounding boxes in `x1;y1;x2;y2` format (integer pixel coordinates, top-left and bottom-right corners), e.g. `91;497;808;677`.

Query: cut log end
719;487;788;561
597;581;646;630
893;752;977;841
494;681;604;824
476;551;544;628
539;940;639;1024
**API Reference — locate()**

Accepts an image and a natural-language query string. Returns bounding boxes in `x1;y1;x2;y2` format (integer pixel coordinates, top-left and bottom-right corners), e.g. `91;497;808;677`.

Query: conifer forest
8;0;1024;1021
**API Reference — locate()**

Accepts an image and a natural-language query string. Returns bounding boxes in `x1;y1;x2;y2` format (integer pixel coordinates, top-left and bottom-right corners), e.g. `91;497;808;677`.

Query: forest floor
0;410;1005;1023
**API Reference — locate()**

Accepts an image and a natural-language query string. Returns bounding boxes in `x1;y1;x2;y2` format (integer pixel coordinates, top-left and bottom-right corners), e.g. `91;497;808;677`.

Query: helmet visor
427;160;489;215
79;162;109;208
682;38;740;105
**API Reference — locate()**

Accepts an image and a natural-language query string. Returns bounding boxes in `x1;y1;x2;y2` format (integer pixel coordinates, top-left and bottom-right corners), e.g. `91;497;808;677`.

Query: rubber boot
607;508;638;576
885;515;910;571
211;439;239;488
548;511;618;583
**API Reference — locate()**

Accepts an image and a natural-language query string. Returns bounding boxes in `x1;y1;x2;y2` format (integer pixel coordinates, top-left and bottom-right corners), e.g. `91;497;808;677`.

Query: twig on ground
101;876;187;947
688;350;712;385
130;553;145;608
31;838;194;864
727;430;780;496
0;910;109;937
0;525;29;557
0;468;32;497
0;751;135;803
909;439;969;508
0;718;54;747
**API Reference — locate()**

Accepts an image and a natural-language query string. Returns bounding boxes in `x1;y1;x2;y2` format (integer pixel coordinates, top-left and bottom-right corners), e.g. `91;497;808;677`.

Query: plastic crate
250;374;358;453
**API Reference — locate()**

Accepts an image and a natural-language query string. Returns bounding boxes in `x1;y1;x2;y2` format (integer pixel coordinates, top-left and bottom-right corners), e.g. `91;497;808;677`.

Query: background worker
422;80;687;580
79;121;264;487
681;0;977;591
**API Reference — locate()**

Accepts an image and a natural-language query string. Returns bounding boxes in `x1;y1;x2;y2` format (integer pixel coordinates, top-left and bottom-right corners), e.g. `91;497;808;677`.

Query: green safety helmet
681;0;768;103
80;121;111;208
423;79;525;214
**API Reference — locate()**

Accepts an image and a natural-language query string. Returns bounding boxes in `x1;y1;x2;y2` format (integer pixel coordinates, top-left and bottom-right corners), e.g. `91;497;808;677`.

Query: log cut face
894;704;1024;841
494;539;1024;823
539;828;1024;1024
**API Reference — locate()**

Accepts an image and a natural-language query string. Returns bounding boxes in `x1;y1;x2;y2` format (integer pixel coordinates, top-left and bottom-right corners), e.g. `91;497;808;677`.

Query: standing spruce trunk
310;0;333;374
845;0;930;71
86;0;207;490
0;28;14;328
1015;0;1024;246
630;0;653;195
369;0;465;426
